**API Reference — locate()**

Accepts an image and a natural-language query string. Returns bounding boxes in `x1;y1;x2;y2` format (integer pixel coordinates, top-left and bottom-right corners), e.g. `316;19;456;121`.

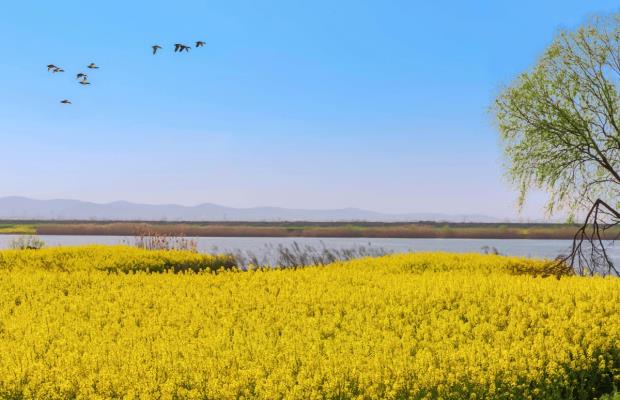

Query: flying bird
195;41;205;47
76;73;87;80
87;63;99;69
79;78;91;85
47;64;58;71
152;45;162;55
174;43;191;52
60;99;72;104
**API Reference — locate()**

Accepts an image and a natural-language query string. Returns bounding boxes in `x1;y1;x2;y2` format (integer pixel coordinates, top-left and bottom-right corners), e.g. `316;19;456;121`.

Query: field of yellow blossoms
0;246;619;399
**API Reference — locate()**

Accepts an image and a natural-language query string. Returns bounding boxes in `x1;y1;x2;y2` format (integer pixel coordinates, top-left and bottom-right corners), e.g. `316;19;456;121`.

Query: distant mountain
0;196;501;222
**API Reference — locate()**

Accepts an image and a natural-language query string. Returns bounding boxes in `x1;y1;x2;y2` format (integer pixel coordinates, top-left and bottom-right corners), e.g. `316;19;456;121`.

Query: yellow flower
0;248;617;398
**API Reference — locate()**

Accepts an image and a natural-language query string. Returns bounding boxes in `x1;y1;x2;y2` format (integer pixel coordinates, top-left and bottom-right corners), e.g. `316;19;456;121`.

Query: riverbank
0;220;604;239
0;236;589;266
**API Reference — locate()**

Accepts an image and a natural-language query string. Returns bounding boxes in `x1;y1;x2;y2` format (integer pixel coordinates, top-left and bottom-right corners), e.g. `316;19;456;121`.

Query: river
1;235;614;264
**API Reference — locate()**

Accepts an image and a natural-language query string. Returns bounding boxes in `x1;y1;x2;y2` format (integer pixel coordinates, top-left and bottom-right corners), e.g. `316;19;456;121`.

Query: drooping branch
558;198;620;276
494;15;620;276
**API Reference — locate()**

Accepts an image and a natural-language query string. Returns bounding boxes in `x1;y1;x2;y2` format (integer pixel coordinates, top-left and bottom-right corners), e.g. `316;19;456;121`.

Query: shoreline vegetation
0;220;616;239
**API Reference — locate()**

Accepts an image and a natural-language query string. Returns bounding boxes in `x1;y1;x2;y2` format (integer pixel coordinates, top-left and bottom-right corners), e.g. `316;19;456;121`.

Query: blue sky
1;1;618;220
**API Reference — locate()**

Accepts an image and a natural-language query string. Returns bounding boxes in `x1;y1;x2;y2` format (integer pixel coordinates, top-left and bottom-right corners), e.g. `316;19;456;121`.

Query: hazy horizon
2;1;618;220
0;195;560;222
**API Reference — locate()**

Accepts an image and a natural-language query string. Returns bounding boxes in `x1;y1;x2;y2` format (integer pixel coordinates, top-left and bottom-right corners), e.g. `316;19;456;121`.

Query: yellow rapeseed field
0;247;619;399
0;245;235;273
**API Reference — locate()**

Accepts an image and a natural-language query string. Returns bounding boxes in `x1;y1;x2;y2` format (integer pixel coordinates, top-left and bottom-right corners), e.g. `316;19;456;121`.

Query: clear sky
1;1;619;220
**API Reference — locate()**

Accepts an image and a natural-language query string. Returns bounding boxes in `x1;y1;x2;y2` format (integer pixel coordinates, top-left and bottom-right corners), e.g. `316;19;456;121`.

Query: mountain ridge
0;196;501;222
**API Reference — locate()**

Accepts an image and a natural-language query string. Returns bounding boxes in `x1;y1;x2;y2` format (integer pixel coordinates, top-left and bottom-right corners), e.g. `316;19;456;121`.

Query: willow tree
494;14;620;276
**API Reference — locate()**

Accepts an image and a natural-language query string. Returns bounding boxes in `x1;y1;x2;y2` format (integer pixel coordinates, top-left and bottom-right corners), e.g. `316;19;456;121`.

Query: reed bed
25;221;611;239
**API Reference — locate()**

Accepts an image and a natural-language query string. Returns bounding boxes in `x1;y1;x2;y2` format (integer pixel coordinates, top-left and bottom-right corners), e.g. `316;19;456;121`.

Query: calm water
2;235;617;264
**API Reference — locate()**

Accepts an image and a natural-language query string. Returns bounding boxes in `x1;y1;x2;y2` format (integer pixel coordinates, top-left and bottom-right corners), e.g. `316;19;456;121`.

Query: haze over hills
0;197;502;223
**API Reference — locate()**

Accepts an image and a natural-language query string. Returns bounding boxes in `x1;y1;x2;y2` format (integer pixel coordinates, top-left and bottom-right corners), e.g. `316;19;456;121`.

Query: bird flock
49;40;206;105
